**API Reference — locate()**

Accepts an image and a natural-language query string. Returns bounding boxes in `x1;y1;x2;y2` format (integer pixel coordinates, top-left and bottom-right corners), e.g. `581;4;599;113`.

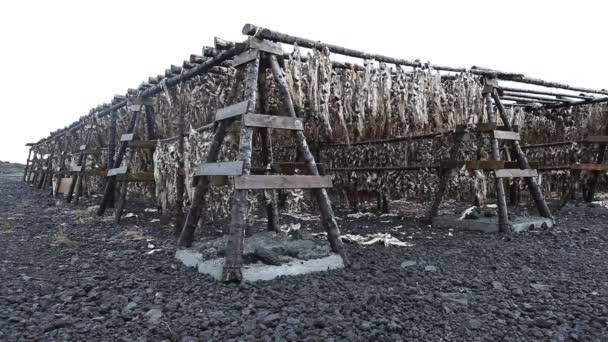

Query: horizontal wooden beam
215;100;250;121
571;163;608;171
128;140;157;149
442;160;505;170
492;130;520;141
583;136;608;144
243;114;304;130
193;161;244;176
233;49;259;67
107;166;128;177
495;169;538;178
120;133;135;142
234;175;333;189
115;172;155;182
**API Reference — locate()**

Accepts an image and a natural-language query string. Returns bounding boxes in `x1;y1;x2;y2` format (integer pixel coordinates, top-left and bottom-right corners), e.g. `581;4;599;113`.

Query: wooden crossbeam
243;114;304;130
107;166;128;177
115;172;155;182
247;37;283;55
234;175;332;189
69;165;82;172
584;136;608;144
120;133;135;142
128;104;144;112
272;162;326;175
492;130;520;140
441;160;505;170
194;161;244;176
495;169;538;178
215;101;250;121
233;49;260;67
571;163;608;171
128;140;157;149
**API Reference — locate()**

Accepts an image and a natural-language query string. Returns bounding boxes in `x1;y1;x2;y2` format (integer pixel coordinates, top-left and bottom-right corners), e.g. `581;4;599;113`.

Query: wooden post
257;68;279;233
484;92;511;233
97;107;140;216
107;111;117;208
177;122;229;246
584;124;608;202
74;127;94;205
268;54;350;267
429;136;464;219
23;148;32;182
223;55;260;283
492;92;554;222
174;109;186;236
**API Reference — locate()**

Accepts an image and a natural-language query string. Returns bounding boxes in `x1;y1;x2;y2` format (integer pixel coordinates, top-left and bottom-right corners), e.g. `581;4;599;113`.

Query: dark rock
253;247;282;266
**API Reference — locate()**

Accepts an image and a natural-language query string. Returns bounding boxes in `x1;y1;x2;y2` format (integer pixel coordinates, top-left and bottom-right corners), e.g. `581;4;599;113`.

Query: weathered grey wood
492;130;520;141
106;111;117;208
441;160;505;170
177;122;229;247
484;91;511;233
571;163;608;171
584;136;608;144
243;114;304;130
247;37;283;55
234;175;333;189
115;172;155;182
495;169;538;178
492;91;554;222
194;161;244;176
23;148;32;182
128;104;144;112
107;166;128;176
585;123;608;202
269;54;350;267
233;49;259;67
215;100;250;121
128;140;157;149
97;108;139;216
79;145;87;151
174;109;186;236
70;165;82;172
223;57;260;283
120;133;135;142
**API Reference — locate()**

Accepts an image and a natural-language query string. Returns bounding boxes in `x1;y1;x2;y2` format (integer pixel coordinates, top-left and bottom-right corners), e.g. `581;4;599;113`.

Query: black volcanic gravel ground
1;175;608;341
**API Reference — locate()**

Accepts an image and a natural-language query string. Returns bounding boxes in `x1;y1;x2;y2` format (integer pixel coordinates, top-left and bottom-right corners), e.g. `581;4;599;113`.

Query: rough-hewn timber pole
223;55;260;283
484;92;511;233
174;109;186;237
107;111;117;207
492;91;554;222
585;122;608;202
23;148;32;182
268;54;350;266
428;136;463;219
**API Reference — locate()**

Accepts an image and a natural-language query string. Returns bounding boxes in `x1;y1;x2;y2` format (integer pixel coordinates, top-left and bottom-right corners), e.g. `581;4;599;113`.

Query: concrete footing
175;231;344;282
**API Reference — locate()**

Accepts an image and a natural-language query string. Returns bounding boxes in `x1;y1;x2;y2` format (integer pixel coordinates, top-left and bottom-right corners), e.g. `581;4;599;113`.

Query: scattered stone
491;281;505;291
400;260;417;268
530;283;551;291
124;302;137;311
253;247;282;266
464;318;482;330
145;309;163;324
424;265;438;272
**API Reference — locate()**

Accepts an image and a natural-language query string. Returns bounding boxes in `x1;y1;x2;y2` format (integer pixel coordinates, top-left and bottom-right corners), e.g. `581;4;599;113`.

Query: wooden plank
571;163;608;171
131;97;154;106
70;165;82;172
57;177;73;194
116;172;155;182
441;160;505;170
504;161;539;169
215;100;250;121
83;169;107;177
120;133;135;142
234;175;332;190
128;140;157;149
128;104;144;112
193;161;244;176
79;144;87;151
584;136;608;144
495;169;538;178
243;114;304;130
247;37;283;55
492;130;520;140
233;49;259;67
107;166;128;177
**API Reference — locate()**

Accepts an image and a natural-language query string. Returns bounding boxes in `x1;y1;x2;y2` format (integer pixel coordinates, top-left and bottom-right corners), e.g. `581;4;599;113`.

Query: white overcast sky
0;0;606;163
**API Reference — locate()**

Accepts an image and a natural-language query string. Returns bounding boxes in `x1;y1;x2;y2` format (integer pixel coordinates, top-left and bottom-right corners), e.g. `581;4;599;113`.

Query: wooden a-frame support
429;77;554;233
176;41;350;283
97;97;157;223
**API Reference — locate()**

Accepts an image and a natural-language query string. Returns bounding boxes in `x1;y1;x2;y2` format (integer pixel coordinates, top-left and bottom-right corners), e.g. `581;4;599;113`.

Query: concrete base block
175;231;344;282
433;215;553;233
